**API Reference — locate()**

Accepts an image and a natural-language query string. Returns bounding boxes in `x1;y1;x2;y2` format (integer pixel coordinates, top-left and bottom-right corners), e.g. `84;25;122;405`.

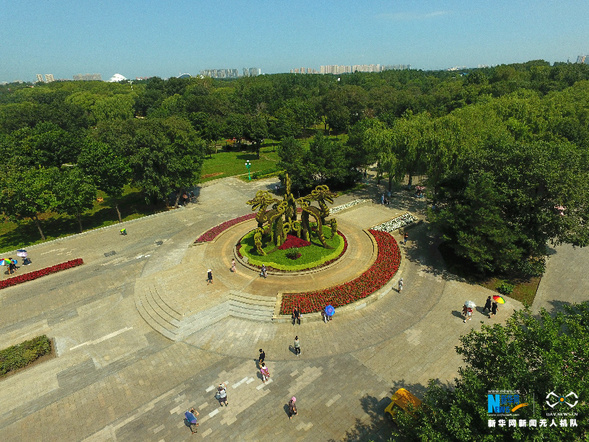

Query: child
288;397;298;419
260;363;270;383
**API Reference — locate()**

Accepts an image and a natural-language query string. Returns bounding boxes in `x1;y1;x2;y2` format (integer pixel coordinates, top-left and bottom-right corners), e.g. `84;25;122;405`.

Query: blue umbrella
325;305;335;317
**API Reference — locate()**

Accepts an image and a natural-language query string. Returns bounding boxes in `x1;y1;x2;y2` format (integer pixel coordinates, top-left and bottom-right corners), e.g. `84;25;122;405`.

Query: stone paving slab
0;175;585;442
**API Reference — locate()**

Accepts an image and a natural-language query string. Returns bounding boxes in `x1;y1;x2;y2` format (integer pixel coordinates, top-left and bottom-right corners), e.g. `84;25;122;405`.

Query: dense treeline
1;60;588;274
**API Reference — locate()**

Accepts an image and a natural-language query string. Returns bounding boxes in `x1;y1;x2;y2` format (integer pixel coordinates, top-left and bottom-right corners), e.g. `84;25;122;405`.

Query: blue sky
1;0;588;82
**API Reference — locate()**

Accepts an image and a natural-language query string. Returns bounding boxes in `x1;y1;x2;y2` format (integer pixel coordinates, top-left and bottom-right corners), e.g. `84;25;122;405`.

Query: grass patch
0;335;53;378
200;144;281;183
239;225;344;271
438;242;541;307
479;277;540;307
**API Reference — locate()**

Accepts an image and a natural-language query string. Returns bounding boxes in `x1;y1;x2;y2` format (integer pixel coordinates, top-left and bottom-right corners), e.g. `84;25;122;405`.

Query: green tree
52;167;97;233
430;140;589;275
277;137;312;191
0;167;55;240
78;139;131;223
395;304;589;441
127;117;206;205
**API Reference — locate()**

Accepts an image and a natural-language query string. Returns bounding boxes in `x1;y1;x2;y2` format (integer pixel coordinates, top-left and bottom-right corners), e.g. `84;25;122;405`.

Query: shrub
286;251;301;260
516;258;546;277
497;282;515;295
0;335;52;377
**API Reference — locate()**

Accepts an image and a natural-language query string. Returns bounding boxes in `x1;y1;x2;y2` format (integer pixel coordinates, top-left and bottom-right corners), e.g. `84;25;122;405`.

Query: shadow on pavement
336;379;451;442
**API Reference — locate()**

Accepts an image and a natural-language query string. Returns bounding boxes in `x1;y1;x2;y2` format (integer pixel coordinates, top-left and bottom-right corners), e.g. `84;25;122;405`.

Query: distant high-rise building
200;68;239;79
320;64;409;74
45;74;54;83
242;67;262;77
36;74;44;83
290;67;318;74
73;73;102;81
577;55;588;64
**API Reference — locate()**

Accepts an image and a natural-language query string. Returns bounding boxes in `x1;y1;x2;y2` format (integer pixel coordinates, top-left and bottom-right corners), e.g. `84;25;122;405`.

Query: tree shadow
333;379;437;442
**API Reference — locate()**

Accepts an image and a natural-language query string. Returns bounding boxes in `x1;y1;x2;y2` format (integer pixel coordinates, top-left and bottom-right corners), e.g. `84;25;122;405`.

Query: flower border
280;230;401;314
0;258;84;290
194;213;257;243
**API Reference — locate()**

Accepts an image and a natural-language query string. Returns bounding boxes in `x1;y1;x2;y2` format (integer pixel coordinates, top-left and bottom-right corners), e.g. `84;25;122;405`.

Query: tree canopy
394;303;589;441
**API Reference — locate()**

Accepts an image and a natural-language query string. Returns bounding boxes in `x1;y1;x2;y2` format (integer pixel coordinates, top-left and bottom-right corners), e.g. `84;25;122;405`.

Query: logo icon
488;392;529;414
546;391;578;408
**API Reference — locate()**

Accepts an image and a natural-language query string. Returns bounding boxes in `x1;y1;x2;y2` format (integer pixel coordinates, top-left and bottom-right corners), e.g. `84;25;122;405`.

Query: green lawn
201;143;281;182
239;226;344;271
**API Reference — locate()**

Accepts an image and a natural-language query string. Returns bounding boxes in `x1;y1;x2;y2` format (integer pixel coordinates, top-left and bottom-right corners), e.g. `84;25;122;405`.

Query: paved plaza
0;176;587;441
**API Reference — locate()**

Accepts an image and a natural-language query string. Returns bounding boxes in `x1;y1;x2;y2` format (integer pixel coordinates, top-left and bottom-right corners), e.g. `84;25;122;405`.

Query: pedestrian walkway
0;176;585;441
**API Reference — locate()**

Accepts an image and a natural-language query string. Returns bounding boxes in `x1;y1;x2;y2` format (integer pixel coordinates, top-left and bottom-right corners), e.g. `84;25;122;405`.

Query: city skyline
1;0;589;83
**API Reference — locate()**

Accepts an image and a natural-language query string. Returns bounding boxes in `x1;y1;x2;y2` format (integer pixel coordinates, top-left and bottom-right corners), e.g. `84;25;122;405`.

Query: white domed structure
108;73;127;83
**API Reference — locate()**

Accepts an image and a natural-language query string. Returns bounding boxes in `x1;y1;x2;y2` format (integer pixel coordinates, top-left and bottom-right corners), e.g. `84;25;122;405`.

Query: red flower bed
280;230;401;314
0;258;84;290
195;213;256;243
278;234;312;250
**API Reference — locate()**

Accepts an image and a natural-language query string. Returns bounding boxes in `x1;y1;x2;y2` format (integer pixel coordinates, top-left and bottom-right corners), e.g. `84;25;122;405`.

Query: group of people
463;296;498;323
483;296;499;317
258;348;298;420
184;347;299;434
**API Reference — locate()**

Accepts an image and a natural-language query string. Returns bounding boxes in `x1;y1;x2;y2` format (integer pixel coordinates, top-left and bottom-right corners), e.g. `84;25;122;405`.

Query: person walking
260;264;267;278
293;336;301;356
216;383;228;406
260;363;270;383
462;305;468;323
258;348;266;365
207;269;213;284
292;308;301;325
288;397;298;419
398;278;404;292
231;259;236;273
490;301;498;318
482;296;492;313
404;231;409;245
185;408;199;434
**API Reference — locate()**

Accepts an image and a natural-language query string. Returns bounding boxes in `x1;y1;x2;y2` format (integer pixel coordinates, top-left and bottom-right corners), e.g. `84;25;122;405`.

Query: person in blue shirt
185;408;199;434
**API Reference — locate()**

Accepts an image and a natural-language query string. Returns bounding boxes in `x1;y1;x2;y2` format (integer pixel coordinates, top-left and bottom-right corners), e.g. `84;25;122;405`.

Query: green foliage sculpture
246;174;337;255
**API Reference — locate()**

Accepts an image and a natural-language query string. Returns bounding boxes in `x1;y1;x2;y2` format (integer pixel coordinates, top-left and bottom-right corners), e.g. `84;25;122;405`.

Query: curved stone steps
136;287;276;341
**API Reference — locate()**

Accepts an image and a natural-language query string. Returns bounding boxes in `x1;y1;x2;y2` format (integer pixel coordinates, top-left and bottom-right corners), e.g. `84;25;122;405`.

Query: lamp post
245;160;251;181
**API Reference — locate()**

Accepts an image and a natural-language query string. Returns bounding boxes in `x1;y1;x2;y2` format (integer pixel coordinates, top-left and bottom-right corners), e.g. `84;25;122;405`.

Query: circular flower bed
280;230;401;314
238;226;346;272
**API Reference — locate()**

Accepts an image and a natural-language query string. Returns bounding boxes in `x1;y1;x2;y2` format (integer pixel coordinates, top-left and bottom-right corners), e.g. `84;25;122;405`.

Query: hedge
0;335;52;377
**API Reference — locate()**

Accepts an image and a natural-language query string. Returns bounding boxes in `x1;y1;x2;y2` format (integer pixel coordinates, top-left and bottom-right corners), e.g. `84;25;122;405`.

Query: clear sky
1;0;588;82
